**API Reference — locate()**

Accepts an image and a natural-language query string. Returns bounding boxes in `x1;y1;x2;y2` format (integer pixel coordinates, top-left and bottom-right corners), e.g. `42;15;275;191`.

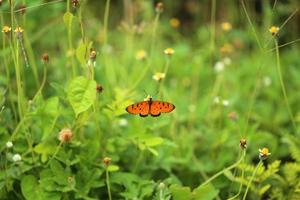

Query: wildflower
269;26;279;36
164;48;174;56
144;95;152;101
222;100;229;107
42;53;49;63
88;48;97;67
214;61;225;73
72;0;79;8
221;22;232;31
6;141;13;148
259;147;271;160
2;26;11;33
228;111;237;121
220;43;233;54
103;157;112;167
118;118;128;127
135;50;147;61
158;182;166;190
240;139;247;149
170;18;180;28
96;84;104;93
58;128;73;143
263;76;272;87
213;96;220;104
12;154;22;162
155;2;163;13
152;72;165;82
14;27;24;38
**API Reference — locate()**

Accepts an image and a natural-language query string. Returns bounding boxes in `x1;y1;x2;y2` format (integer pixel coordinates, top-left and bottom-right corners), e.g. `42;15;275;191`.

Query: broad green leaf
76;41;87;66
143;136;164;147
170;184;192;200
67;76;97;117
21;175;41;200
34;142;57;163
193;183;219;200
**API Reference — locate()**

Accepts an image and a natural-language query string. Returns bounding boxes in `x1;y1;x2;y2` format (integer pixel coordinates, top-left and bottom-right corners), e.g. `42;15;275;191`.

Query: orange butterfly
126;97;175;117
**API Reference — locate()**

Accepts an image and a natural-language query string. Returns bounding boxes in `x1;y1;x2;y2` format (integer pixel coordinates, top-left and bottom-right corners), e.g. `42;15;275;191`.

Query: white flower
12;154;22;162
222;100;229;107
118;118;128;127
214;61;225;73
6;141;13;148
213;96;220;104
223;57;231;65
263;76;272;87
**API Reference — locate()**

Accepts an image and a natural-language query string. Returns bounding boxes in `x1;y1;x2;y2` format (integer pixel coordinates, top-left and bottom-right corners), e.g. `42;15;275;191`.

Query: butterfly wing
150;101;175;117
126;101;150;117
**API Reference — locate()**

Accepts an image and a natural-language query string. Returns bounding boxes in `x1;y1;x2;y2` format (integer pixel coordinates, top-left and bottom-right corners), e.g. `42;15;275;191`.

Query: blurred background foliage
0;0;300;199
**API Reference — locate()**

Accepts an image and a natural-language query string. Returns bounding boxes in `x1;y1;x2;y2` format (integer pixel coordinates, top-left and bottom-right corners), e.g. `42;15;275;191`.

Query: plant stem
106;169;112;200
47;141;63;166
103;0;111;46
242;160;262;200
200;150;246;187
274;38;297;132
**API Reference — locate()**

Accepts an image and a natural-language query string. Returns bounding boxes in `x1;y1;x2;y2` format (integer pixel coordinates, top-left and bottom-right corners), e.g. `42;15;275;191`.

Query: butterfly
126;97;175;117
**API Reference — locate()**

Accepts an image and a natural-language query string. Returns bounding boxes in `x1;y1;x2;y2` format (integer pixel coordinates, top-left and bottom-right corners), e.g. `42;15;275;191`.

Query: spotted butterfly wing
126;101;150;117
150;101;175;117
126;99;175;117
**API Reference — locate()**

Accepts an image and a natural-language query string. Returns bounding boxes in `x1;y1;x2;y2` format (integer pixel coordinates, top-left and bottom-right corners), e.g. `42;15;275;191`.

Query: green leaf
193;184;219;200
34;142;57;163
76;41;87;66
67;76;97;117
170;184;192;200
21;175;41;200
107;165;120;172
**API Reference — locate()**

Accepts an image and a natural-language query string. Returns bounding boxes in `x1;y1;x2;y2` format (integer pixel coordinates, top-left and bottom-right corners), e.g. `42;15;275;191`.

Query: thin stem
106;169;112;200
210;0;216;62
159;188;164;200
242;160;263;200
158;57;171;98
103;0;111;46
274;39;297;132
200;150;246;187
47;141;63;166
241;0;263;51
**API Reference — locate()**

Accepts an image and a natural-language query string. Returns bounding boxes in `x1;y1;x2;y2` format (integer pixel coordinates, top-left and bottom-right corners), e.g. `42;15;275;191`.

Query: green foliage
0;0;300;199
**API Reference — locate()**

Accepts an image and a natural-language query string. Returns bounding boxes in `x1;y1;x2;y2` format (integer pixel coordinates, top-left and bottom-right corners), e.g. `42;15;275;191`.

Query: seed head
103;157;112;166
96;84;104;93
42;53;49;63
240;139;247;149
58;128;73;143
155;2;164;13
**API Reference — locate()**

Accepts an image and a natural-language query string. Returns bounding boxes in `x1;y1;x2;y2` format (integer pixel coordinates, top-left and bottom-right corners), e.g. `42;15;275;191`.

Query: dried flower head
259;147;271;160
240;139;247;149
96;84;104;93
135;50;147;61
103;157;112;166
269;26;279;36
2;26;12;33
228;111;238;121
164;48;175;56
170;18;180;28
42;53;49;63
90;48;97;60
18;4;26;14
155;2;164;13
72;0;79;8
58;128;73;143
152;72;165;82
221;22;232;31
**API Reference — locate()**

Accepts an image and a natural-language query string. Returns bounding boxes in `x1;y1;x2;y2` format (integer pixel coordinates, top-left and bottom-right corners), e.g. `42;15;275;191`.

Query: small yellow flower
58;128;73;143
220;43;233;54
221;22;232;31
89;48;97;60
164;48;174;56
2;26;12;33
269;26;279;36
103;157;111;166
259;147;271;160
14;27;24;34
135;50;147;60
152;72;165;82
170;18;180;28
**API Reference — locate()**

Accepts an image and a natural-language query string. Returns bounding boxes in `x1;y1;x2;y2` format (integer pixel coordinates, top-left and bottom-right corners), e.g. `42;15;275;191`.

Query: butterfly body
126;98;175;117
